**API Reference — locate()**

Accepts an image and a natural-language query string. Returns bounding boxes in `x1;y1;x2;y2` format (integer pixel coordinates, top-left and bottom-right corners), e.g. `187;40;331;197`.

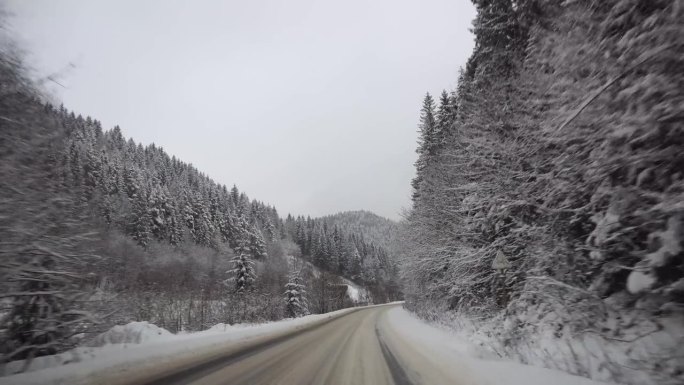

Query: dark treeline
402;0;682;383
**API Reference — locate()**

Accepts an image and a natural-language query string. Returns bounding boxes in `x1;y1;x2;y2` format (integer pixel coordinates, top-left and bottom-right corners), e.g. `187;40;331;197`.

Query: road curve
139;304;415;385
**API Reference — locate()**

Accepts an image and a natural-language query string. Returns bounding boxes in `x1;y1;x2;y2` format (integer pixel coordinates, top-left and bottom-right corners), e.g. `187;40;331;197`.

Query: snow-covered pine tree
247;229;268;260
349;246;362;281
82;146;102;202
168;207;184;246
228;242;256;294
435;90;453;151
411;93;437;202
129;186;152;248
229;185;240;207
284;272;308;318
148;184;171;241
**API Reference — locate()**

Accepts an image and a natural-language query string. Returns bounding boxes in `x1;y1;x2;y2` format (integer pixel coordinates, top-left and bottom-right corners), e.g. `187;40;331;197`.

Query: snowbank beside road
0;307;364;385
1;321;175;377
89;321;173;346
383;306;610;385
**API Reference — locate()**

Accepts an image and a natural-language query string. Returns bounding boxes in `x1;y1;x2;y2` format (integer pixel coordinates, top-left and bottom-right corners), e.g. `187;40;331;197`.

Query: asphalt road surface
141;304;431;385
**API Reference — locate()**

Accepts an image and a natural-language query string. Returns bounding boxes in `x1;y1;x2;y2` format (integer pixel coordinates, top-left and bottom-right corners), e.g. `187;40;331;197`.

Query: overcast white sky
5;0;475;220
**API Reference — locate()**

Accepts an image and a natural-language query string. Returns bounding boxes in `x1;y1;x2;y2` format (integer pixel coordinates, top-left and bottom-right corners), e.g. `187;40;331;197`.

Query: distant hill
282;210;401;301
321;211;399;252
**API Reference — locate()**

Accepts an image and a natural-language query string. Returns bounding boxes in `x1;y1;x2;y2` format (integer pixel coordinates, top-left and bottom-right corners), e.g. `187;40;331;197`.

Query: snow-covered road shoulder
0;306;370;385
381;307;612;385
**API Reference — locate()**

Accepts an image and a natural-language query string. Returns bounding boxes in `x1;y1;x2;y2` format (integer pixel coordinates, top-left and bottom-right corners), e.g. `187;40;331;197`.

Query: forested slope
321;210;399;251
282;212;401;301
0;35;398;365
402;1;683;384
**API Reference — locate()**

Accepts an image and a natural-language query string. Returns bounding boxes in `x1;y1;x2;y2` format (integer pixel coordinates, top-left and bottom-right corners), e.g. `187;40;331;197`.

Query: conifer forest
1;1;683;384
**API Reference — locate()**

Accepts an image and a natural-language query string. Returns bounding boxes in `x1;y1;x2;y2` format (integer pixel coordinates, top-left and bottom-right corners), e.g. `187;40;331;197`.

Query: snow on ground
383;306;611;385
89;321;173;346
0;307;361;384
345;282;361;301
420;302;682;385
1;303;615;385
1;322;175;377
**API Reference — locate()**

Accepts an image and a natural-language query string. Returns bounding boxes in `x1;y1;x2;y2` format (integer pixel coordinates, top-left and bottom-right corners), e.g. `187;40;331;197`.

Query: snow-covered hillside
340;277;370;303
286;255;371;304
320;210;399;252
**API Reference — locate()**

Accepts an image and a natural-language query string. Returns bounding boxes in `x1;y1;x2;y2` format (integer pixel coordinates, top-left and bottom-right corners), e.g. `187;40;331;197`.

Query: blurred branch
556;43;677;132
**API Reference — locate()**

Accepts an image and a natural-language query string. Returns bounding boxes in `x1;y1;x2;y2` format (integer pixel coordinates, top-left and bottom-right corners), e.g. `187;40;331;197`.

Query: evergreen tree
229;185;240;207
247;229;268;260
82;146;102;201
129;188;152;248
148;184;171;241
284;272;308;318
411;92;437;201
435;90;453;150
349;247;362;281
228;243;256;294
468;0;524;80
168;207;184;246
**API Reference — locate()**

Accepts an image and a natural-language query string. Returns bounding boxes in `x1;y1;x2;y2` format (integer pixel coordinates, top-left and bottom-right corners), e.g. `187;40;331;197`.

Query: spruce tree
130;187;152;248
168;208;184;246
284;272;308;318
435;90;453;150
411;92;437;202
247;229;268;260
228;242;256;294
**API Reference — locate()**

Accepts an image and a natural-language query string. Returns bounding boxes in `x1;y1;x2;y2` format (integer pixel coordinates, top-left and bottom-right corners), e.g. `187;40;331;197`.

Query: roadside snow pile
403;302;683;385
0;322;175;376
385;307;608;385
88;321;173;346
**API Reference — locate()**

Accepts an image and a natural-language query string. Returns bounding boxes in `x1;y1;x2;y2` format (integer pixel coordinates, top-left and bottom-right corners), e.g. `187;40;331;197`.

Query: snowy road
3;304;605;385
141;305;408;385
131;304;605;385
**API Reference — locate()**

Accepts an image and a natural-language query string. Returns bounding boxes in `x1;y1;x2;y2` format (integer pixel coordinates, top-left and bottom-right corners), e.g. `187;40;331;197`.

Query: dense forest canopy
320;211;400;251
401;0;683;384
